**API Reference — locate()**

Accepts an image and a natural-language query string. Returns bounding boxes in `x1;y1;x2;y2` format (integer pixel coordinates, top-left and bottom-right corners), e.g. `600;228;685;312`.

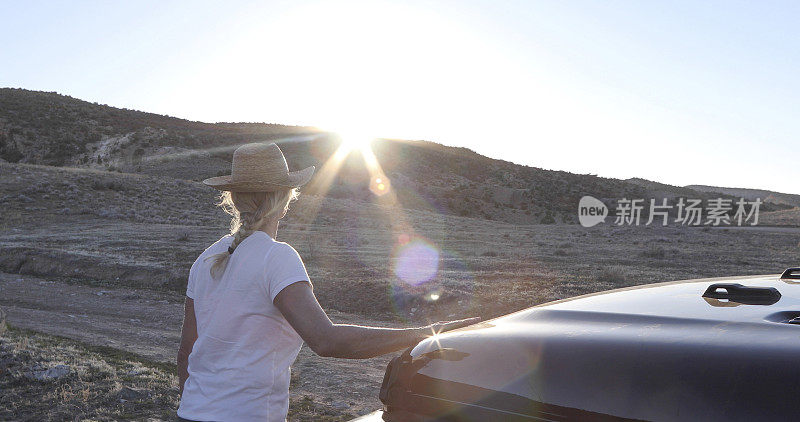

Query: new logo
578;196;608;227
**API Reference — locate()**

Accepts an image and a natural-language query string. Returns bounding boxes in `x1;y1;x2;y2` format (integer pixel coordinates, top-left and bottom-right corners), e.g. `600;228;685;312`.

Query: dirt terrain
2;162;797;318
0;272;396;417
2;159;799;420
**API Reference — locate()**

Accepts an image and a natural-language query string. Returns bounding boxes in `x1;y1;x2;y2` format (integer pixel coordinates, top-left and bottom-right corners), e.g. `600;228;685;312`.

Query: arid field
2;160;799;420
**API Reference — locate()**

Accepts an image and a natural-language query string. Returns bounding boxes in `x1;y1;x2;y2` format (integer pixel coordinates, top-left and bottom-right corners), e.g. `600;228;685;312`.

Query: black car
356;268;800;421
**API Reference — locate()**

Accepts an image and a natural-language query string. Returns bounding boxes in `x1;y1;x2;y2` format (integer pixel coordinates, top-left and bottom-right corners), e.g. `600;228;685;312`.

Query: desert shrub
481;251;499;257
91;180;125;191
595;266;627;283
554;248;569;256
640;246;667;259
540;213;556;224
0;135;24;163
301;240;319;264
553;248;569;256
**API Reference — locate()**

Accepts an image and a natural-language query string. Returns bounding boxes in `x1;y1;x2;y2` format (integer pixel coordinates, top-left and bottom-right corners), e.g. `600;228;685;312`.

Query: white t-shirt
178;231;311;422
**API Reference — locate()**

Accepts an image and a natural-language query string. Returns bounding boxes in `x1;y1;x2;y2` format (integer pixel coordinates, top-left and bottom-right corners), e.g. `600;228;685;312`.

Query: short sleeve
266;243;311;303
185;258;200;299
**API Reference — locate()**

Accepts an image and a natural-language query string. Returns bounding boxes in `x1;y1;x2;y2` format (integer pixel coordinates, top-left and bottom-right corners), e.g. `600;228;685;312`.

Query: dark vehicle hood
392;274;800;421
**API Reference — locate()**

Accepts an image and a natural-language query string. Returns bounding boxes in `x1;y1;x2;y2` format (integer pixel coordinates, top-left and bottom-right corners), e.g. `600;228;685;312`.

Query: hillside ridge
1;88;793;225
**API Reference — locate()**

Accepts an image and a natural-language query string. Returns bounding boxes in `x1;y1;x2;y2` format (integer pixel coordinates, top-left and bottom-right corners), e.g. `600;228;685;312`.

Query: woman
176;142;477;422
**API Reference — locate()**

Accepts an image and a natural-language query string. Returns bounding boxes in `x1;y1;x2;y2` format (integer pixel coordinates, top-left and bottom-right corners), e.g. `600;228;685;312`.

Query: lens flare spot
370;175;391;196
394;239;440;286
398;233;410;245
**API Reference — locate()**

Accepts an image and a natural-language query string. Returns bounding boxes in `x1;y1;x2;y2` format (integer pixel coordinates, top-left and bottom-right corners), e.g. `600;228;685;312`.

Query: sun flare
335;129;375;153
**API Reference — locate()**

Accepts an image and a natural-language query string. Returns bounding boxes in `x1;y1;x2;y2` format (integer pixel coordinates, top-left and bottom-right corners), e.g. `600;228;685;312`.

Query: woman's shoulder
263;241;309;286
210;233;234;249
261;240;305;267
187;235;233;281
270;240;300;256
195;234;234;259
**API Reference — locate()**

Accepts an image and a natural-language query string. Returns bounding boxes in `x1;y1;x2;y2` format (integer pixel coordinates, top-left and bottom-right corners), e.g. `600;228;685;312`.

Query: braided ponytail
206;188;299;279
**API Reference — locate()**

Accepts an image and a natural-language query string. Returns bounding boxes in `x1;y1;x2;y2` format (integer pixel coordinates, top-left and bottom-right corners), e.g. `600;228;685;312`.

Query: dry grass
0;327;179;421
594;266;628;284
0;328;354;421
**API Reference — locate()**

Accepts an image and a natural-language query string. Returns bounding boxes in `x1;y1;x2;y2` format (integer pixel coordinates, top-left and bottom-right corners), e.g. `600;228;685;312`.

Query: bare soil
1;161;799;420
0;272;398;418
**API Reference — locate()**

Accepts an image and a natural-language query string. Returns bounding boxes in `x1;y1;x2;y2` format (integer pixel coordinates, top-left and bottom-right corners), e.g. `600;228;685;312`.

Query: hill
687;184;800;208
0;88;792;224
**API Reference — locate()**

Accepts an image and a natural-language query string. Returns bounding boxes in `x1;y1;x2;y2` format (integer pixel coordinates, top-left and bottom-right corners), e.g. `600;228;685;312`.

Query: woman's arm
274;281;478;359
177;297;198;394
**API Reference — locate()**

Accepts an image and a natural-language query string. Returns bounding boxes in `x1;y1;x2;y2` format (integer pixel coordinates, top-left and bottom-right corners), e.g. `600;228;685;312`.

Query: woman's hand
426;317;481;336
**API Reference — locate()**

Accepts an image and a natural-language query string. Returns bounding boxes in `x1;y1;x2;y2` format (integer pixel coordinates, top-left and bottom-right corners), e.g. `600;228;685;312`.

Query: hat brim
202;165;315;192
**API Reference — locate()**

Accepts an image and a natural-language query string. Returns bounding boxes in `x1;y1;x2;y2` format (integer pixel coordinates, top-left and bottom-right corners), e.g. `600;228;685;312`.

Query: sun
334;128;375;153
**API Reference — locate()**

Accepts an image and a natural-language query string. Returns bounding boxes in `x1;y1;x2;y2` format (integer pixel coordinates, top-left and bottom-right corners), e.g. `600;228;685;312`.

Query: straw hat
202;142;315;192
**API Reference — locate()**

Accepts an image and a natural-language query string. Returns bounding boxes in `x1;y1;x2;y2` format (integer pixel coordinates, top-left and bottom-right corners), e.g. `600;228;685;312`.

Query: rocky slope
1;88;794;225
687;184;800;208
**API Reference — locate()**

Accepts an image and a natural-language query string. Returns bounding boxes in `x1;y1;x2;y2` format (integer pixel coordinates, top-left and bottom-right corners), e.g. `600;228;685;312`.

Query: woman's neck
257;218;280;239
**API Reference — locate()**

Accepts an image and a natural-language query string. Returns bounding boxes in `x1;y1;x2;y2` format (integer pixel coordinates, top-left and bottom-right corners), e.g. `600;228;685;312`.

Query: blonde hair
206;188;299;279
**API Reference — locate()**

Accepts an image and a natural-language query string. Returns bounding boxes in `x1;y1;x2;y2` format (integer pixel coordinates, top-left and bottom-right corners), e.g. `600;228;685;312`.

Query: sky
2;0;799;194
